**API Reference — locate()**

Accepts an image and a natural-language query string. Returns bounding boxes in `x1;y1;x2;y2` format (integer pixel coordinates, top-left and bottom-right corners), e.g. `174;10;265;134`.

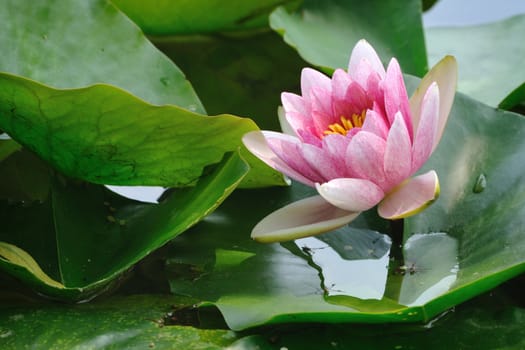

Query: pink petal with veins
384;112;413;190
348;39;386;80
332;69;352;101
346;131;387;188
412;83;439;171
301;67;331;98
242;131;313;186
361;109;389;139
410;56;457;143
301;143;346;181
265;132;325;184
383;58;413;139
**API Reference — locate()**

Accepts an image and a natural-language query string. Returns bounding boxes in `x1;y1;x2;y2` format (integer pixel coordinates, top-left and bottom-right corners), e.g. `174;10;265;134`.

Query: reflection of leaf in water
315;228;391;260
295;229;391;300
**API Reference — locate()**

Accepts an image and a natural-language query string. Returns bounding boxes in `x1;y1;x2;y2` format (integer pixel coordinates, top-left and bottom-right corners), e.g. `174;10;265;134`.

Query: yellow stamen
323;110;366;136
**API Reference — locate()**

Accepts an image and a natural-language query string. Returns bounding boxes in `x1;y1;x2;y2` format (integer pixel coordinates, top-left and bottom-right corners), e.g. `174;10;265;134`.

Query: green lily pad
0;151;248;300
426;14;525;109
0;0;203;111
230;284;525;349
269;0;428;76
0;73;282;187
112;0;301;35
167;85;525;330
1;278;524;349
0;295;236;349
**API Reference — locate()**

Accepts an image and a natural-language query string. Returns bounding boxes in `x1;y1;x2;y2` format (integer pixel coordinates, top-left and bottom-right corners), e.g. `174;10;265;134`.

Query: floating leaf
0;295;235;349
0;0;203;111
270;0;428;76
426;14;525;109
229;284;525;349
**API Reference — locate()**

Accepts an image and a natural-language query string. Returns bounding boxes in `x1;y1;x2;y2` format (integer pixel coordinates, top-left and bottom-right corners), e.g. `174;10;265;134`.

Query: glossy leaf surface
0;73;281;187
229;283;525;349
113;0;300;35
426;14;525;109
0;0;203;111
270;0;428;76
0;295;236;349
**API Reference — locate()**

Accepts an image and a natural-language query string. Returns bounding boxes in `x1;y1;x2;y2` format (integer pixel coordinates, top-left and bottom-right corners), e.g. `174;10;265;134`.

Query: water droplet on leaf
473;174;487;193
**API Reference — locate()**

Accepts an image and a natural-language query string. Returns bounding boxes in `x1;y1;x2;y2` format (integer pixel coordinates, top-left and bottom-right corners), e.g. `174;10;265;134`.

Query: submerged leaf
0;151;249;300
0;242;64;289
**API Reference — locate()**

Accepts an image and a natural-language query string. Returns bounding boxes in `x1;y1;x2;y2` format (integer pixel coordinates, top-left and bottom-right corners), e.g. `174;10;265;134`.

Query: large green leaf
426;14;525;109
112;0;301;35
166;85;525;330
230;281;525;349
0;0;203;111
0;295;236;349
269;0;428;76
0;73;282;187
0;151;248;300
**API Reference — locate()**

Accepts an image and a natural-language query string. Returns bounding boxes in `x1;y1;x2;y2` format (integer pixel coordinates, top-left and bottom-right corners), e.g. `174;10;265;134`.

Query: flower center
323;110;366;136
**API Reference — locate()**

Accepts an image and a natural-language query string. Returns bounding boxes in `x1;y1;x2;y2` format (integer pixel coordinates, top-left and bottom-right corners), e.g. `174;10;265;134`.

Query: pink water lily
243;40;457;243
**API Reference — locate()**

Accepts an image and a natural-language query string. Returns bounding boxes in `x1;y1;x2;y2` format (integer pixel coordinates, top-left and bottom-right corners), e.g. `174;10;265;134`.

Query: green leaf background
0;0;203;110
270;0;428;76
426;14;525;109
112;0;301;35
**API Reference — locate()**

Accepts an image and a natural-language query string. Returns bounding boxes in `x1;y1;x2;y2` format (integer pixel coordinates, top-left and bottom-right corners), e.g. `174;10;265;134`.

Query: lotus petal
316;178;384;212
410;55;457;144
251;195;359;243
378;170;440;219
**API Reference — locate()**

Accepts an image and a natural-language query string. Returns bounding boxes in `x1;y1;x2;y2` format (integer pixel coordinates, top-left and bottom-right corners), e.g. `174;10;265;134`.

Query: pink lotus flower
243;40;457;243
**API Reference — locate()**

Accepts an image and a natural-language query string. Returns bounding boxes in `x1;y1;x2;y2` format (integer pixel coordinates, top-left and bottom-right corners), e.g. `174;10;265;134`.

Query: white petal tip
378;170;440;220
250;195;359;243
